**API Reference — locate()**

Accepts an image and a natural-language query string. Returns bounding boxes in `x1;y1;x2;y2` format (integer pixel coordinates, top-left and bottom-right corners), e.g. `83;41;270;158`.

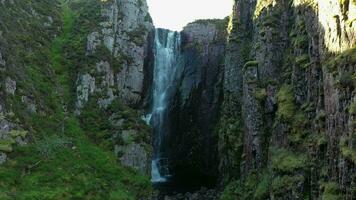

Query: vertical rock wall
76;0;154;110
220;0;355;199
166;19;228;186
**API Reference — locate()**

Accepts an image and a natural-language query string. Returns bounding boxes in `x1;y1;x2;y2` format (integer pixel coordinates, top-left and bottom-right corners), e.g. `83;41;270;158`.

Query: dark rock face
166;19;228;187
219;0;356;199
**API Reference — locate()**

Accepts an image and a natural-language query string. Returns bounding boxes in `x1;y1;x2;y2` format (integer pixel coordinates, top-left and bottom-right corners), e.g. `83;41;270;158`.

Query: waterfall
149;29;181;183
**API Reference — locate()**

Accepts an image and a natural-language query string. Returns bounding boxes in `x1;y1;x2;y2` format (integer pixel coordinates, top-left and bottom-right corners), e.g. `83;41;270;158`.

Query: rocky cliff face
220;0;356;199
167;19;227;187
75;0;154;110
72;0;154;174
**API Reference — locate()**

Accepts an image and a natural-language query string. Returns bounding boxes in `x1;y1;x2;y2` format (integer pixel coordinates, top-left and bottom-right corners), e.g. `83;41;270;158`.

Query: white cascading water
149;29;181;183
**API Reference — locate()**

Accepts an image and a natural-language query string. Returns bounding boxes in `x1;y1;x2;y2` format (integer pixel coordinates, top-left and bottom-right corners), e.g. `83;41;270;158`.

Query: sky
146;0;233;31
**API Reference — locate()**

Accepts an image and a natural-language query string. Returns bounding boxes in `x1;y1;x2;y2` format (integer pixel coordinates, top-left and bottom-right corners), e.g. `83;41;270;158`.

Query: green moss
244;61;259;69
271;148;308;173
290;111;309;144
254;172;271;199
0;144;13;152
293;35;308;49
128;25;148;46
340;135;356;164
0;139;16;145
295;54;309;66
10;130;28;138
349;102;356;115
271;175;304;197
335;71;354;88
262;15;279;27
254;88;267;102
326;47;356;73
321;182;342;200
276;85;295;122
221;171;271;200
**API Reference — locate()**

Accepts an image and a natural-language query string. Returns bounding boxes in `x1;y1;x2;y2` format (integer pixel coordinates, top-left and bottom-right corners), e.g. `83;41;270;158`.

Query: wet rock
167;19;227;183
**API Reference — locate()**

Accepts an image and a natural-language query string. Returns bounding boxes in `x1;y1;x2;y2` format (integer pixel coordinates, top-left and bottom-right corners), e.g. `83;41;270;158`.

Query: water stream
148;28;181;183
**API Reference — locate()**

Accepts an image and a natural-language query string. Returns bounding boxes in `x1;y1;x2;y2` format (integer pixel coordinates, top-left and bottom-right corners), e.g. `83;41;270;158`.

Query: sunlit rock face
73;0;154;175
317;0;356;53
76;0;154;111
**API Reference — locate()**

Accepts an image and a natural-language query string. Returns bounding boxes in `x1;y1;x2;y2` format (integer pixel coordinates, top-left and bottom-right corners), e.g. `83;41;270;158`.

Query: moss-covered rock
276;85;296;122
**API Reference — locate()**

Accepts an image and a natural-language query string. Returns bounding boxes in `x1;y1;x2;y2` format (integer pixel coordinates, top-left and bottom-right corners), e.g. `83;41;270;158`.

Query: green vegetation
271;148;308;173
220;171;271;200
350;102;356;115
276;85;295;122
293;35;309;49
128;25;148;46
0;117;152;200
254;88;267;102
262;15;279;27
320;182;342;200
244;60;259;70
0;0;152;199
325;47;356;73
290;111;309;144
271;175;304;198
50;4;76;106
295;54;310;69
0;131;27;153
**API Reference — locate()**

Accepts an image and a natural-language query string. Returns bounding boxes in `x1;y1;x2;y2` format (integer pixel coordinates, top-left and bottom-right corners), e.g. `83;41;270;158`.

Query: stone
121;129;137;144
5;77;16;95
21;96;37;114
99;0;154;105
86;32;101;55
44;16;53;27
0;51;5;67
116;143;149;174
75;73;95;113
0;152;7;165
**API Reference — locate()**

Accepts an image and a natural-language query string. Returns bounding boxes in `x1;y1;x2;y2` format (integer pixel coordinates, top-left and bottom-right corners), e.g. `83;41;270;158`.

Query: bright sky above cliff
146;0;233;31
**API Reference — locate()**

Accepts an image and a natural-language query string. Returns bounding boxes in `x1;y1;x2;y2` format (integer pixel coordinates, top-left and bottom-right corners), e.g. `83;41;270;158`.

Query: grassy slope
0;1;152;199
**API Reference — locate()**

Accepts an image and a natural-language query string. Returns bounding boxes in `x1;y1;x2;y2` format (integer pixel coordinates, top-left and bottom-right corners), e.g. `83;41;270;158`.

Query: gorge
0;0;355;200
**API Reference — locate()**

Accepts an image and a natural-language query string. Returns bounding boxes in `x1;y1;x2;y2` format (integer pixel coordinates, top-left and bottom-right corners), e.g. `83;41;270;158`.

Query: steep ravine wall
166;19;228;188
219;0;356;199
